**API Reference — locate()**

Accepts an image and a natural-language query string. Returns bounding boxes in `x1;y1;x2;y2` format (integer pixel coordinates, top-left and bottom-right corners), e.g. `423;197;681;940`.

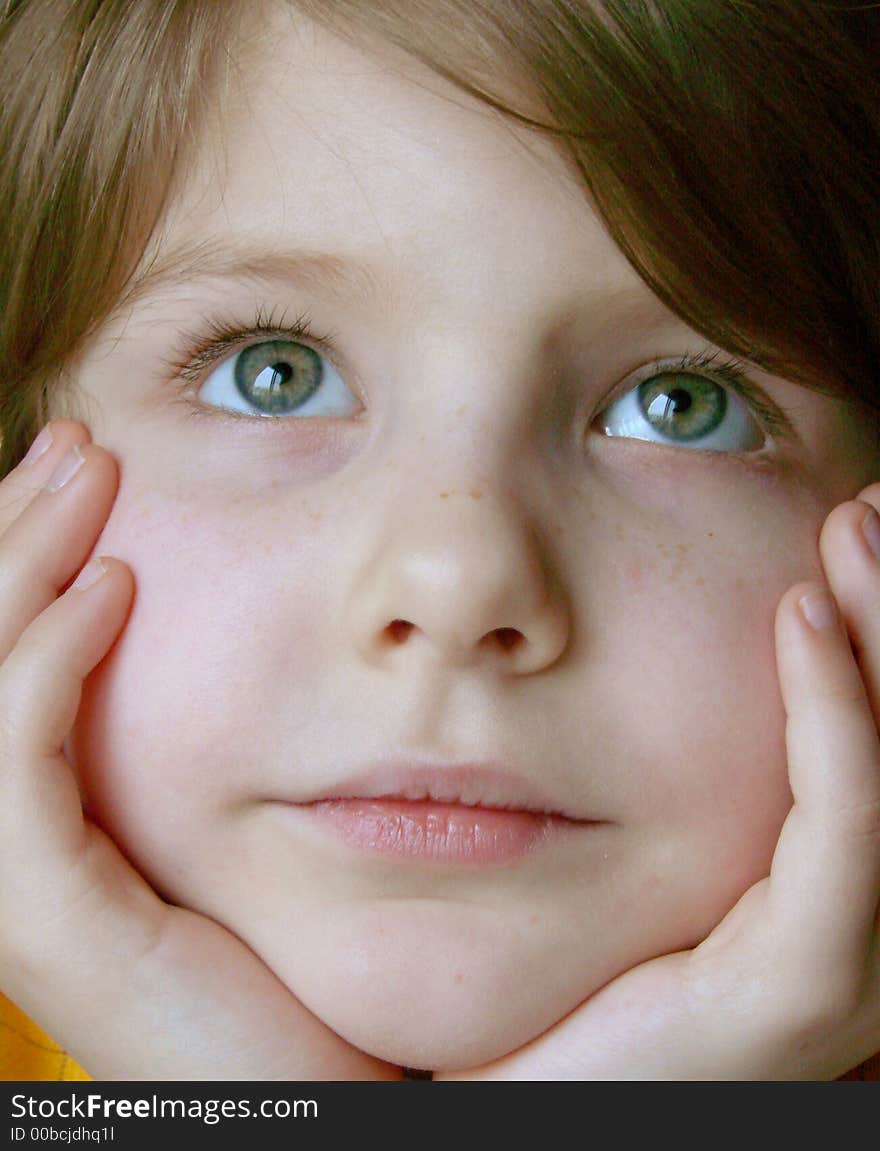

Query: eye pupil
666;387;691;414
258;362;293;392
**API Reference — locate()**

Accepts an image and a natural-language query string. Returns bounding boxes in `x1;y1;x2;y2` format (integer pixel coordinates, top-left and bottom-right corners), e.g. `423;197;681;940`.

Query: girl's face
60;6;877;1069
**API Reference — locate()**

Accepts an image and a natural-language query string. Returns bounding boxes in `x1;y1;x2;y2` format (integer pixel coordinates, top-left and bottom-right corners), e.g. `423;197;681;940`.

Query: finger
856;481;880;511
0;556;136;907
0;437;119;662
0;420;92;533
822;495;880;708
770;577;880;977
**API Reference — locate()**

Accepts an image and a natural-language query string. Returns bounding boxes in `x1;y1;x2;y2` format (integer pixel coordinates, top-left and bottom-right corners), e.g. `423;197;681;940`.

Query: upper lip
288;760;598;823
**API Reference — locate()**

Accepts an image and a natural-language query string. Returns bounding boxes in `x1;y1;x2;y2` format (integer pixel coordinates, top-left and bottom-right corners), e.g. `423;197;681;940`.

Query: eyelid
158;304;345;392
604;350;798;448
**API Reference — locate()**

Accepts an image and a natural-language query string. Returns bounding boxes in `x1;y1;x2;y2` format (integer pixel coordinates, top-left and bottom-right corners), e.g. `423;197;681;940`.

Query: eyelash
159;304;337;412
160;305;789;441
616;349;789;441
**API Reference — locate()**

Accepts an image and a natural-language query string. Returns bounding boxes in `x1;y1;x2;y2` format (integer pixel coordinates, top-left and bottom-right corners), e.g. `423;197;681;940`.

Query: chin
239;898;591;1072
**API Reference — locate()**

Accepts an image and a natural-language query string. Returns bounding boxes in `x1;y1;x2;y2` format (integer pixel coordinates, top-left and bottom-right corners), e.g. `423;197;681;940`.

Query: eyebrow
116;234;675;327
116;236;387;314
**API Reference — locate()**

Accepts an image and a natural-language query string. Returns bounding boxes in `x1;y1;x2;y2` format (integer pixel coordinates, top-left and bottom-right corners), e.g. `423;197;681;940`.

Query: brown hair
2;0;878;477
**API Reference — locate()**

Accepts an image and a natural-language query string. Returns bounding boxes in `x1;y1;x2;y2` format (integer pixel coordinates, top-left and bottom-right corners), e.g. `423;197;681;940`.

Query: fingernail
798;590;838;632
71;557;107;591
862;507;880;560
21;426;53;467
44;445;85;492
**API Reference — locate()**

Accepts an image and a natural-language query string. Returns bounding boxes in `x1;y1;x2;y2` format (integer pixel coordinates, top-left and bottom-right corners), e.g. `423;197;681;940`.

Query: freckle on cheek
624;557;644;589
671;542;689;580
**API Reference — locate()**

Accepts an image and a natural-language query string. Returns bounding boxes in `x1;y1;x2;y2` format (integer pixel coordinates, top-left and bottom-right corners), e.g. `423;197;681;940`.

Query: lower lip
299;798;580;865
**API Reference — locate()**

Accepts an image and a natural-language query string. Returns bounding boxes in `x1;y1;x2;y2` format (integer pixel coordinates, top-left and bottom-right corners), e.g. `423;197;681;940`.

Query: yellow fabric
0;993;90;1081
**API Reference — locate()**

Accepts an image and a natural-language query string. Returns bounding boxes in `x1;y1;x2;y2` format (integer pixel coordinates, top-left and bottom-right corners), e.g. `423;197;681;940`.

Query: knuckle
0;701;28;767
787;688;867;728
774;973;865;1048
0;489;38;546
822;685;870;713
0;649;35;740
0;892;35;961
0;707;18;762
834;794;880;841
822;673;866;700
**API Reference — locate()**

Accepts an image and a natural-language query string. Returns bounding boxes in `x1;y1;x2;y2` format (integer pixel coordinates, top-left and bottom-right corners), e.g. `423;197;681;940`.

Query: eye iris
236;340;323;413
638;374;726;441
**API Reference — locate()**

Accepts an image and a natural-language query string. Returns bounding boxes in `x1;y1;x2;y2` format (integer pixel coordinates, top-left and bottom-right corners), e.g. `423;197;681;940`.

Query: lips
306;797;576;864
295;761;587;815
274;761;602;866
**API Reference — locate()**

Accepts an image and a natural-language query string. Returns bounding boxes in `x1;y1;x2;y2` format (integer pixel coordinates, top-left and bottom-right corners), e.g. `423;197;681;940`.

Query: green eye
598;357;768;453
637;374;729;442
233;340;325;415
196;338;359;420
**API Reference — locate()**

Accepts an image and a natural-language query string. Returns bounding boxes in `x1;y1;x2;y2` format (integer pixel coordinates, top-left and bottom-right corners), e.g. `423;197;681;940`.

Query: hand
441;489;880;1080
0;420;399;1081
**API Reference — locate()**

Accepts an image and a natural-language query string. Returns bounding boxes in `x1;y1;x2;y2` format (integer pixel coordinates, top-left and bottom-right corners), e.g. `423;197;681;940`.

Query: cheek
600;511;822;911
68;484;335;880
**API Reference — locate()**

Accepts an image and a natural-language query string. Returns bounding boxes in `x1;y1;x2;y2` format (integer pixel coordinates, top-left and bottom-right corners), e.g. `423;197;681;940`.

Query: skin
2;7;878;1074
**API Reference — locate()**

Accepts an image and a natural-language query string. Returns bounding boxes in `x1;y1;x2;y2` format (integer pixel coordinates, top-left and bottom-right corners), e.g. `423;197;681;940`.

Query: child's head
2;0;878;1070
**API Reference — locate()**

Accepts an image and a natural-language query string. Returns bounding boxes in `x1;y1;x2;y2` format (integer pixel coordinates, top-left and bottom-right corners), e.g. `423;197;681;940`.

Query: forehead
142;3;648;312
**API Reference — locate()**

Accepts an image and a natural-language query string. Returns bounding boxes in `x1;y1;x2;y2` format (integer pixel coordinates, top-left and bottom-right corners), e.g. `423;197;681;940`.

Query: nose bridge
397;332;510;437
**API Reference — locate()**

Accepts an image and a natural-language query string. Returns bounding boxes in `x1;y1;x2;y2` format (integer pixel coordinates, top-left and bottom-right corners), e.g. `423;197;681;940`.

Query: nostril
383;621;522;652
386;619;415;644
490;627;523;651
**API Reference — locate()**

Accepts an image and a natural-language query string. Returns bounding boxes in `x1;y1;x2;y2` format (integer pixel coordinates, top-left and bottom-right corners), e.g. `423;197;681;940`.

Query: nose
345;481;570;675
